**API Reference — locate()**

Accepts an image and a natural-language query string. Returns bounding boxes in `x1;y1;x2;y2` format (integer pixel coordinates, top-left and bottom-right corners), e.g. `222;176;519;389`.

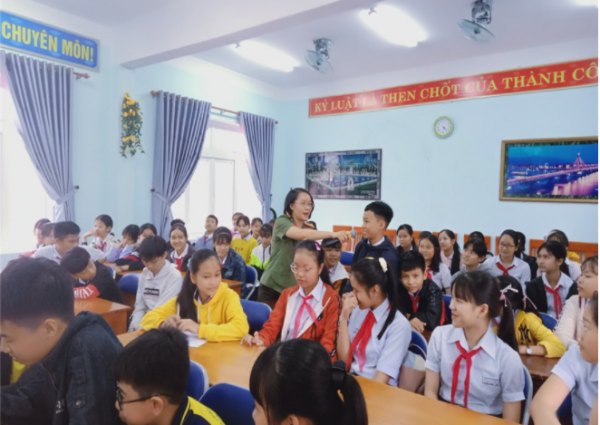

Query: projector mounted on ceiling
458;0;495;43
305;38;333;75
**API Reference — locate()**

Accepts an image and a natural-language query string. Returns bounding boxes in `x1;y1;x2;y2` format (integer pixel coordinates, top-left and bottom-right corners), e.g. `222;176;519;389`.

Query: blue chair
200;383;254;425
340;251;354;266
540;312;557;330
109;267;116;279
242;266;258;300
442;294;452;324
521;366;533;424
186;361;209;401
557;393;573;418
409;330;428;360
241;299;271;331
118;273;139;295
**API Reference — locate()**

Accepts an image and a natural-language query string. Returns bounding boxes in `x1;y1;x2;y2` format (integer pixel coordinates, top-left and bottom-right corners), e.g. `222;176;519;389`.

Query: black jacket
352;235;399;281
526;277;577;314
1;312;123;425
73;261;123;304
518;252;538;280
398;278;443;331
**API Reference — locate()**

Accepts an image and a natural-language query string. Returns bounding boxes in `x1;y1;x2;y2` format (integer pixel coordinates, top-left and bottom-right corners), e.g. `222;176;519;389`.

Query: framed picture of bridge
500;137;598;203
305;149;382;200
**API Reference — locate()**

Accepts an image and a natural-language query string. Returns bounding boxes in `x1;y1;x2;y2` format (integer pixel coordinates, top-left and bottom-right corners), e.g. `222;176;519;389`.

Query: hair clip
315;242;321;251
499;286;518;307
331;360;347;390
523;295;538;310
378;257;388;273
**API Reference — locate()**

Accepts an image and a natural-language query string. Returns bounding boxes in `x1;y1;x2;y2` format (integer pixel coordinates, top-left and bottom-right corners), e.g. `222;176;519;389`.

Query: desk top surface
75;298;131;314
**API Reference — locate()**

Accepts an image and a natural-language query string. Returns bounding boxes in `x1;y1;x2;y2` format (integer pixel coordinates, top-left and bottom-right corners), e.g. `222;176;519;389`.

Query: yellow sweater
140;282;249;342
231;236;258;265
514;310;566;358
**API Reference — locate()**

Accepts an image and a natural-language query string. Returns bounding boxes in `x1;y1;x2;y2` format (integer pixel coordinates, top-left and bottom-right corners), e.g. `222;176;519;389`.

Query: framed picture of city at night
500;137;598;203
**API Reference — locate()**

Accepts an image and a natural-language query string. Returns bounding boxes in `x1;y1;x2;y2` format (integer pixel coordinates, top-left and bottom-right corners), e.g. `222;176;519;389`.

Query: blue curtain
1;50;75;221
152;91;211;238
240;112;275;222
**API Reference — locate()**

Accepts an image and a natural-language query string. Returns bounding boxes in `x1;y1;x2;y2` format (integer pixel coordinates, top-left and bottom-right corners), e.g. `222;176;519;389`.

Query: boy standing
0;257;122;425
129;236;183;331
322;238;350;293
196;215;218;250
34;221;106;264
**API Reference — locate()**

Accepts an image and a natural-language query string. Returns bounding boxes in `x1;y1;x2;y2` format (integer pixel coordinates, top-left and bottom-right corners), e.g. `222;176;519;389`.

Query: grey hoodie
450;261;495;286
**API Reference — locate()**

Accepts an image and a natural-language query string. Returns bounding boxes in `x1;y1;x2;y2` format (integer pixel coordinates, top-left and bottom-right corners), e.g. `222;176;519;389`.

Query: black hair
114;328;189;405
399;250;426;273
1;257;74;327
453;271;518;352
306;220;318;230
322;238;342;250
396;224;417;250
140;223;157;236
54;221;80;240
178;249;221;322
538;241;570;276
206;214;219;225
260;224;273;238
439;229;461;275
213;227;232;245
515;231;527;254
499;230;520;260
590;292;598;327
250;339;368;425
251;217;263;226
293;240;331;286
41;222;56;238
34;218;50;232
582;255;598;275
60;247;91;274
463;239;488;259
169;224;188;240
351;257;405;338
283;188;314;218
137;236;168;261
497;275;541;319
548;230;570;249
122;224;140;241
236;215;250;226
96;214;113;230
170;218;185;227
419;233;442;273
364;201;393;228
468;231;485;241
232;212;243;219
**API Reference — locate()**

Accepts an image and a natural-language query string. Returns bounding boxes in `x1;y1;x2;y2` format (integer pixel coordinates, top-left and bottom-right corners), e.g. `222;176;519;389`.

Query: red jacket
259;283;342;361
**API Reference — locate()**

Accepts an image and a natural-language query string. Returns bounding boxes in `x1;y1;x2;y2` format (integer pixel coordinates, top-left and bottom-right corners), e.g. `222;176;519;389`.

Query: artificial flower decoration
120;92;144;158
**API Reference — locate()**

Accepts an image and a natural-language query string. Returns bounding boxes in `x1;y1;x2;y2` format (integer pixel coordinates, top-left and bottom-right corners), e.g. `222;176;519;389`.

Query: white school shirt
542;272;575;319
551;345;598;425
90;234;119;254
425;324;525;415
329;262;349;284
347;298;411;386
429;263;452;291
535;259;581;282
554;296;587;348
33;245;106;264
484;255;531;291
170;243;189;261
282;279;325;342
129;262;183;331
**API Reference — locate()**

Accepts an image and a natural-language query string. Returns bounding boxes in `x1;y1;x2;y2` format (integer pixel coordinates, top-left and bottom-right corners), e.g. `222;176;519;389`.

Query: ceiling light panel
233;41;299;72
360;5;427;48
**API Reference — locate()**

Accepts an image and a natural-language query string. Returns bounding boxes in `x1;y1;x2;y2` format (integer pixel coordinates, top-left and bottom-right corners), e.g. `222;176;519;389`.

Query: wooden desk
520;354;558;380
75;298;130;335
118;331;513;424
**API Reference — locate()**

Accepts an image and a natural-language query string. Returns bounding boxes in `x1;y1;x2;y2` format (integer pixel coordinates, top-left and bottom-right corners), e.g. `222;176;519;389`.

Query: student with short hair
139;223;157;242
112;224;145;273
250;339;368;425
438;229;461;275
322;238;350;293
251;217;263;243
107;224;140;263
34;221;106;263
468;231;494;258
231;215;259;265
396;224;417;255
398;251;443;333
530;293;598;425
21;219;52;257
213;228;247;283
419;233;451;294
483;229;531;291
129;236;183;331
337;257;410;386
114;328;224;425
526;241;575;320
82;214;119;253
170;218;186;228
547;229;581;263
424;271;524;421
450;239;493;286
167;224;196;273
195;215;218;250
0;257;122;425
546;230;582;281
40;222;56;246
141;249;249;341
250;224;273;281
60;247;123;303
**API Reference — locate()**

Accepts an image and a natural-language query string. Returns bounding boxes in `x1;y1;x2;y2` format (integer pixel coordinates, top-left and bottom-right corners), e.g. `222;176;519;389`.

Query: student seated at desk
21;218;50;257
250;339;367;425
21;221;56;258
251;217;263;243
195;215;218;250
322;237;349;293
167;224;196;273
112;224;148;273
0;257;122;425
337;257;410;386
231;215;259;265
243;240;341;361
114;328;224;425
141;249;249;342
250;224;273;282
398;251;443;333
34;221;106;264
61;247;123;303
483;229;531;291
107;224;140;263
129;236;183;331
498;276;566;358
396;223;417;256
139;223;157;241
467;231;494;259
419;233;451;295
82;214;119;254
545;230;582;282
530;294;598;425
449;239;493;287
424;271;524;422
439;229;462;275
213;228;246;283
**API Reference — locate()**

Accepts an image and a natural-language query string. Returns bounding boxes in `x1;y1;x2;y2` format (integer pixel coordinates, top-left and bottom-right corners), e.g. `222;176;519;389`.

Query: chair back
186;361;209;401
200;383;255;425
241;299;271;331
340;251;354;266
521;366;533;424
442;294;453;324
409;330;428;360
557;393;573;418
540;312;558;330
118;273;139;295
245;266;257;285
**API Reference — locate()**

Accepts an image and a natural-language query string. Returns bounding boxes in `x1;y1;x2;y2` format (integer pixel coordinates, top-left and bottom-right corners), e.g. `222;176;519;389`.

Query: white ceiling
193;0;598;88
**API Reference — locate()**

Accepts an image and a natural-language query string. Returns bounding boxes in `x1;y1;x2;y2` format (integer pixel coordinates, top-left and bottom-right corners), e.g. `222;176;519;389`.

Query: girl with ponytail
424;271;524;421
243;240;342;361
396;224;417;254
250;339;368;425
337;257;411;386
439;229;462;275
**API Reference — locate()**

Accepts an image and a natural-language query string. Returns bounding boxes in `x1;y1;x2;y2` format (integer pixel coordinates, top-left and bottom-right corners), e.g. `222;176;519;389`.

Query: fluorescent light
233;41;299;72
573;0;598;6
360;5;427;47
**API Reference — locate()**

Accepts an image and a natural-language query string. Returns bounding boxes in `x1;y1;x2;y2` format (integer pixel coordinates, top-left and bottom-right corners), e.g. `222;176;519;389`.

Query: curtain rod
150;90;278;125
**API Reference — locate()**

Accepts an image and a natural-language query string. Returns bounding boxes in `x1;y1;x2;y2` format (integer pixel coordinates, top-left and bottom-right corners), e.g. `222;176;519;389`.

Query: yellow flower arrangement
120;92;144;158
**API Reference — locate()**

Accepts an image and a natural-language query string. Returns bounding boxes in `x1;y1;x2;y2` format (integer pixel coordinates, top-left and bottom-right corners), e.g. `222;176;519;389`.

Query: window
171;120;262;239
0;85;54;254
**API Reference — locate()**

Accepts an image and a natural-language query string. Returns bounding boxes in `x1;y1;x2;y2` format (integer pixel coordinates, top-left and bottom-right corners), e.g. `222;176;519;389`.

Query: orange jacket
259;283;342;361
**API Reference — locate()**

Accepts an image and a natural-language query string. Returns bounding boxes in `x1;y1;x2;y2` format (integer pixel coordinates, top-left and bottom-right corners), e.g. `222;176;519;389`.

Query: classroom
0;0;598;424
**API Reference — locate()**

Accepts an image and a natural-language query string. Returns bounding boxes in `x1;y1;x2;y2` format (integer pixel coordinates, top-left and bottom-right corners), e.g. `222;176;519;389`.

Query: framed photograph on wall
500;137;598;203
305;149;382;200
